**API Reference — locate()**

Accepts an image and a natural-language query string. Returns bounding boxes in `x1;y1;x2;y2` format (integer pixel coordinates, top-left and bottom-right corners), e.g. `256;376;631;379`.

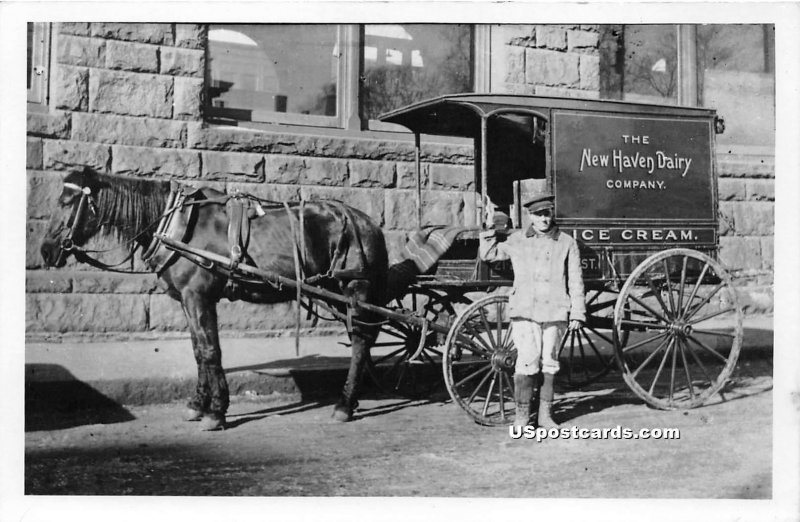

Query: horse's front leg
333;280;379;422
181;290;229;431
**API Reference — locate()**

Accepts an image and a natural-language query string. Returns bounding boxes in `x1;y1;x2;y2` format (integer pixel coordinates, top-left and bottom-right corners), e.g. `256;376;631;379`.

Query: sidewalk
25;315;774;409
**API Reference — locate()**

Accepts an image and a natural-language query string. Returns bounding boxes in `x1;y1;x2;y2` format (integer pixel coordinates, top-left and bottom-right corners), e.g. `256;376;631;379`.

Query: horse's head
40;167;108;267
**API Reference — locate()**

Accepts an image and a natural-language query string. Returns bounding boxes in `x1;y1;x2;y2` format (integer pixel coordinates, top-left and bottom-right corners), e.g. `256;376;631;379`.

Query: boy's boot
513;373;535;428
537;372;558;429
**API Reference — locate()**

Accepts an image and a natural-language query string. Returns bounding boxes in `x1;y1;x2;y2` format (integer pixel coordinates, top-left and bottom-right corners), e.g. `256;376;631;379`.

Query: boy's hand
483;197;497;229
568;320;583;331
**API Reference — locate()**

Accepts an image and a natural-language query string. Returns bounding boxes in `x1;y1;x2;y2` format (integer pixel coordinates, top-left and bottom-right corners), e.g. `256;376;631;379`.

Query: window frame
204;23;488;135
27;22;51;109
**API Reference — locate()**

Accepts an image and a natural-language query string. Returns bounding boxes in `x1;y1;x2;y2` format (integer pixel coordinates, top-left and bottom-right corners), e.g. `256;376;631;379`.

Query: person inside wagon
479;190;586;429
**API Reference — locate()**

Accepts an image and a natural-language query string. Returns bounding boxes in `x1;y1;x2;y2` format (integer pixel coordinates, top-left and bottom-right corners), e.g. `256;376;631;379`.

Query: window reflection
208;25;339;118
362;24;473;120
600;25;679;104
697;25;775;148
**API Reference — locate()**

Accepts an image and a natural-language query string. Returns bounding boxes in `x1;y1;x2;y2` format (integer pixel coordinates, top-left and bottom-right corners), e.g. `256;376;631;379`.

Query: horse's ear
78;166;108;194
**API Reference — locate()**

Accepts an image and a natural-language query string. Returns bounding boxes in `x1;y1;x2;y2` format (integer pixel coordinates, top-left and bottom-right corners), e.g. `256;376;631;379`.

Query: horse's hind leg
333;280;380;422
181;290;230;431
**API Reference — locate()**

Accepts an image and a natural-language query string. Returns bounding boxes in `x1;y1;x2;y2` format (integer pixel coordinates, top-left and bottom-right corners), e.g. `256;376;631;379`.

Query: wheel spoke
631;335;671;379
628;293;671;324
498;371;506;420
496;302;503;347
478;308;498;350
668;336;678;405
677;255;689;315
622;331;669;354
576;329;590;383
688;307;736;325
481;372;498;417
648;337;675;395
586;325;614;346
459;326;494;354
678;338;696;401
684;283;726;322
579;328;607;365
683;335;715;384
464;366;493;402
662;259;676;316
692;329;736;339
372;347;408;366
681;261;711;319
646;272;673;319
686;335;730;364
501;321;514;348
620;319;671;330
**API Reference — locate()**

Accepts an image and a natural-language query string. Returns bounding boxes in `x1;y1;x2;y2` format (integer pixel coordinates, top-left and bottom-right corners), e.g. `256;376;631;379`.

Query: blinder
60;182;96;253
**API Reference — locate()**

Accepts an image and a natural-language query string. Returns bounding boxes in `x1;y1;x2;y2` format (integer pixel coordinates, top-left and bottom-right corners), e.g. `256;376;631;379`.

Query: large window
207;24;476;130
600;24;775;150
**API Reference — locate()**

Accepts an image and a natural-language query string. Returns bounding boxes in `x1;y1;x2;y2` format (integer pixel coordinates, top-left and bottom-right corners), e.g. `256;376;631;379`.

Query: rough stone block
505;46;526;83
71;272;160;294
44;140;110;172
72;112;186;148
26;220;49;269
217;300;298;331
173;77;204;120
89;69;173;119
526;49;579;86
26;270;73;293
348;160;395;188
59;23;91;36
264;155;304;184
27;112;71;139
568;29;600;51
745;179;775;201
202;151;265;181
27;138;43;170
731;202;774;236
91;23;173;45
112;146;200;178
579;54;600;91
299;157;348;187
160;47;204;77
27;172;64;221
498;25;536;47
334;188;385;226
718;178;745;201
760;237;773;270
175;24;206;49
396;162;428;189
535;26;567;50
105;40;159;73
718;236;762;271
227;182;301;203
717;202;735;236
56;35;106;67
53;65;89;111
385;190;417;230
26;293;149;333
429;163;474;191
717;152;775;178
421;191;466;227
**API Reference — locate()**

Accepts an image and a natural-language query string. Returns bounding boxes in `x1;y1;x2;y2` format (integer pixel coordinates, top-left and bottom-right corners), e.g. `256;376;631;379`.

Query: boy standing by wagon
479;190;586;428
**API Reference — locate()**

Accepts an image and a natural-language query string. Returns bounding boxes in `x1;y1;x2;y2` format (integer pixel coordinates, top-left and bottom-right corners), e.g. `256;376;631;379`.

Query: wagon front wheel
614;249;743;409
442;295;516;426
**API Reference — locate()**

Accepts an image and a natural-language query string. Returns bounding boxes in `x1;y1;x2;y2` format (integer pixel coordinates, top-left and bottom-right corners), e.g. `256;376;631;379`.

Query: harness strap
284;201;305;356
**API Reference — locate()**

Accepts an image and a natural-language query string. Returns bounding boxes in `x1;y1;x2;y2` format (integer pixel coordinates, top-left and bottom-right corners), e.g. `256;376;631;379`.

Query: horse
39;167;388;430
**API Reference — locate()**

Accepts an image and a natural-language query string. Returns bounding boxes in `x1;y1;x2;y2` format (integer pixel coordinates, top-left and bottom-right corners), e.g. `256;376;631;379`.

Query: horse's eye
59;192;77;206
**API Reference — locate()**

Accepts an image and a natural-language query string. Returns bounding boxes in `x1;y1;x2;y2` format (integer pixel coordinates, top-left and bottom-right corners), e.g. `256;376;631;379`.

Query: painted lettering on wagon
580;148;693;178
566;227;716;244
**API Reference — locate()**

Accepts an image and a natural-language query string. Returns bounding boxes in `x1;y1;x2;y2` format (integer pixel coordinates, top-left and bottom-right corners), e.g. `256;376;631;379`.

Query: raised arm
479;229;510;262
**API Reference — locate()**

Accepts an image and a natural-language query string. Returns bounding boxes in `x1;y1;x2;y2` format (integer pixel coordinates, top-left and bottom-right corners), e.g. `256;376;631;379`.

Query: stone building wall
25;23;773;339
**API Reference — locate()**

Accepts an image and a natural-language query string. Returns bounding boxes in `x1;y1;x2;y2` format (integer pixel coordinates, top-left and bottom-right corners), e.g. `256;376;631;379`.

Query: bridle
60;182;96;254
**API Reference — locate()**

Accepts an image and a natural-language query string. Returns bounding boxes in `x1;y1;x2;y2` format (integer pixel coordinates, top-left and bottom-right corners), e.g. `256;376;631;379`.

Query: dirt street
24;356;774;499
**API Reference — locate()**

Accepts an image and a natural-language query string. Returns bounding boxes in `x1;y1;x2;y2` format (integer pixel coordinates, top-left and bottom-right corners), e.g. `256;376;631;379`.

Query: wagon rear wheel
365;289;454;399
442;295;516;426
558;288;623;388
614;249;743;409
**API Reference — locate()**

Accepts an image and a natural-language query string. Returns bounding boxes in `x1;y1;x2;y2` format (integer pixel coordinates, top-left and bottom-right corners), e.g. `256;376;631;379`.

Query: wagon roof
378;93;716;137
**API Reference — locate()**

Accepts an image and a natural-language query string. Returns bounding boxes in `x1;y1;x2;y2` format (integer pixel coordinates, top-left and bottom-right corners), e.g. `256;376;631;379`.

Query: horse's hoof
332;405;353;422
182;408;204;422
199;413;226;431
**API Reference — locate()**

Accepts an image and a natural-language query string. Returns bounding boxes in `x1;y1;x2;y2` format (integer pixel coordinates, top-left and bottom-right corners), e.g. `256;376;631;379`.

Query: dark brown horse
40;167;388;430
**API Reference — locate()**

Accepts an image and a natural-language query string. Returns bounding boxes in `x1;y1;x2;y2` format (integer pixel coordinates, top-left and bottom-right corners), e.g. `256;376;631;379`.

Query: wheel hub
668;321;693;337
491;349;516;371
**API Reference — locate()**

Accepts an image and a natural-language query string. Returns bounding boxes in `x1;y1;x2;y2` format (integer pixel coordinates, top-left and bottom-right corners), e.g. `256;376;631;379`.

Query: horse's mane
93;173;170;241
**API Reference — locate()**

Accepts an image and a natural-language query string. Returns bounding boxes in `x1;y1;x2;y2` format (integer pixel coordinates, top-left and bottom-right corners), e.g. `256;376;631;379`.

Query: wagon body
379;93;723;287
375;94;742;424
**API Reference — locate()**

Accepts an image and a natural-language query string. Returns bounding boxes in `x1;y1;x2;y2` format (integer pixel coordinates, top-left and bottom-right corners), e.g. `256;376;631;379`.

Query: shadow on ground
25;364;135;432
